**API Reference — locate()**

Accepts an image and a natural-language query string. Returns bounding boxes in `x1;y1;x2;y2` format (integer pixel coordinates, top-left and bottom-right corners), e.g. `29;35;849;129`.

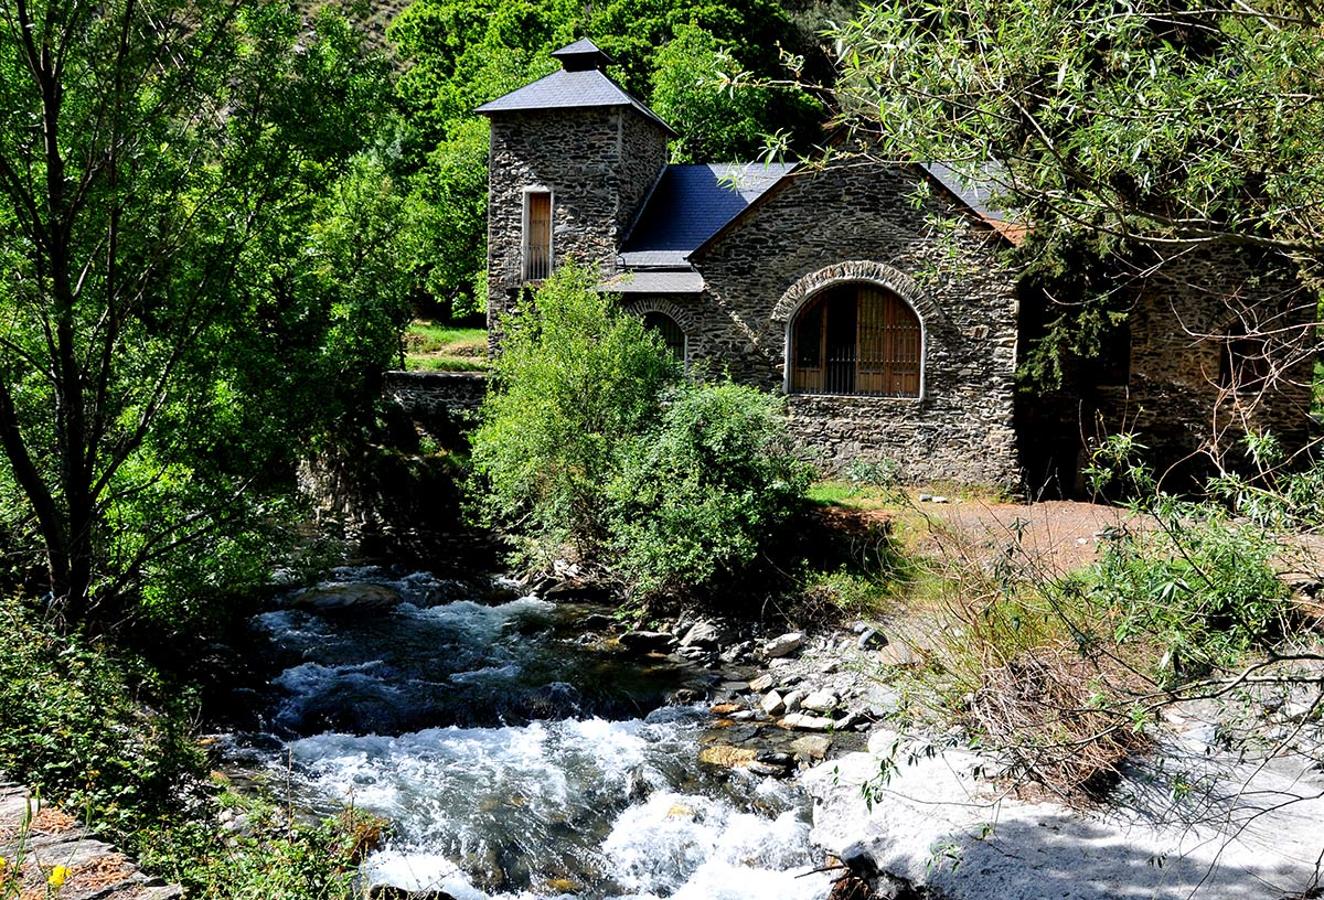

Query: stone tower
477;38;674;337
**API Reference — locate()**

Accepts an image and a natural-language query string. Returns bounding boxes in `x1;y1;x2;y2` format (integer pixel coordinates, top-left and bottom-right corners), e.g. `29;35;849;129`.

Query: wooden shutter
857;287;921;397
524;192;552;280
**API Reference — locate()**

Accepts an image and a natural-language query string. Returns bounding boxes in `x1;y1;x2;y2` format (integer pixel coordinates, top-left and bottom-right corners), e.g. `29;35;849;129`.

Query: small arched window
790;283;922;397
643;311;686;361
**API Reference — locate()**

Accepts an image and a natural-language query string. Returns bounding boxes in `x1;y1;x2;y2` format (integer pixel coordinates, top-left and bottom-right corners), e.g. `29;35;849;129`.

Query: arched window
790;283;922;397
643;311;686;361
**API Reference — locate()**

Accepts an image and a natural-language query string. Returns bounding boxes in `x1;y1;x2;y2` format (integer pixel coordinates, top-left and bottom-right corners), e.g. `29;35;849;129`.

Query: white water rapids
226;568;833;899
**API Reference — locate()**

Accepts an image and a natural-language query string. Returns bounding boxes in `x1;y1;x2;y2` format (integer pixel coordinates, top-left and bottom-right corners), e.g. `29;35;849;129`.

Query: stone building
478;39;1316;492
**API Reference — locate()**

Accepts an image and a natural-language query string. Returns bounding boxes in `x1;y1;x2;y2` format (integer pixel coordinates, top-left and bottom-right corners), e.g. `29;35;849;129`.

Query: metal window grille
791;284;921;398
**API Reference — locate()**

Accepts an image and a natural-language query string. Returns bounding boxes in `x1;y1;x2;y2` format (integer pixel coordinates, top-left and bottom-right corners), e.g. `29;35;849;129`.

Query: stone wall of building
485;107;669;347
685;163;1023;488
1109;250;1315;460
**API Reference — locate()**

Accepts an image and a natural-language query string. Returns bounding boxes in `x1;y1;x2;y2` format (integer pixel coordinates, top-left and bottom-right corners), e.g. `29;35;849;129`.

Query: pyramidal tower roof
550;38;614;70
475;39;676;136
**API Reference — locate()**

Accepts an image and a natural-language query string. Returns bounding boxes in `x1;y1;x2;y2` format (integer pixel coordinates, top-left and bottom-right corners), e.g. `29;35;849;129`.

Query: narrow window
1220;326;1270;392
643;311;686;361
523;190;552;281
791;283;921;398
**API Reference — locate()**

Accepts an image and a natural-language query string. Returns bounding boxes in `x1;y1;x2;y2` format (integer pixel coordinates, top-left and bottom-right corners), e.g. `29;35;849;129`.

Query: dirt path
916;497;1133;573
0;783;181;899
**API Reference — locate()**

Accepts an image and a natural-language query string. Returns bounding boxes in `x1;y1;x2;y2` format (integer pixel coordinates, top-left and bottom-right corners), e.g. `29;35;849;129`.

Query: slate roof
475;43;677;136
921;162;1013;224
622;163;796;259
550;38;614;68
600;270;707;293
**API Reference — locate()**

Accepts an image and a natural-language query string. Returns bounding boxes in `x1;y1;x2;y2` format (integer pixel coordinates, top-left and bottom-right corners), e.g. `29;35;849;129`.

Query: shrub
1082;501;1291;682
471;267;815;601
470;266;679;567
608;381;813;598
0;597;204;839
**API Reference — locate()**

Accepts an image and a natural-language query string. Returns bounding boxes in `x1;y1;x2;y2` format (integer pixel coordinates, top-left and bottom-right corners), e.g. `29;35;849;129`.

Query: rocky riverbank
583;586;1324;900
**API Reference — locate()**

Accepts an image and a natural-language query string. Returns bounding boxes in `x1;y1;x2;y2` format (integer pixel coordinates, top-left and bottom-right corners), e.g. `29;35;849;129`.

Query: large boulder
618;630;677;654
763;632;804;659
289;582;402;612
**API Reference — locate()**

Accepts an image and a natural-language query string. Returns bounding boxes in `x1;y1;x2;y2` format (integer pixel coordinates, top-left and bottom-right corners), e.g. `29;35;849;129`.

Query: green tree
469;265;679;565
0;0;406;622
831;1;1324;376
650;24;772;162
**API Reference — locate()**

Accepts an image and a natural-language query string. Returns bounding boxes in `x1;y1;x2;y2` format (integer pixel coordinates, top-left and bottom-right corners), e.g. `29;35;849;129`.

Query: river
217;566;835;900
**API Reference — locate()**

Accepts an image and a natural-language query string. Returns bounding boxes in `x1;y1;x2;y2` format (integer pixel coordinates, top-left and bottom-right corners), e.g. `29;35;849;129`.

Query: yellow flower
48;865;70;887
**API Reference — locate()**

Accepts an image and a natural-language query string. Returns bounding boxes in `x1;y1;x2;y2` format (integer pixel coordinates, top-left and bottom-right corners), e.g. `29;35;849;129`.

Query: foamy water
232;569;831;899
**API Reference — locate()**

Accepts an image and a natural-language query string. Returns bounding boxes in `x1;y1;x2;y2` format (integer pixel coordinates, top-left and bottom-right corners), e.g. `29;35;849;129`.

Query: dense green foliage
471;266;810;600
0;599;203;836
471;267;679;561
0;0;411;621
610;381;813;596
0;596;370;898
389;0;832;317
832;0;1324;380
1082;505;1290;682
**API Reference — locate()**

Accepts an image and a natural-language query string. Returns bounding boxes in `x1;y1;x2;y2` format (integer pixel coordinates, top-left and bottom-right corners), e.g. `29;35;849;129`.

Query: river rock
679;620;723;649
802;690;839;713
747;760;791;777
780;713;834;731
748;673;776;693
805;728;1324;900
368;888;458;900
699;744;757;769
875;641;921;667
761;691;787;716
290;582;402;612
763;632;804;659
720;641;754;663
857;627;885;649
790;735;833;761
619;630;676;654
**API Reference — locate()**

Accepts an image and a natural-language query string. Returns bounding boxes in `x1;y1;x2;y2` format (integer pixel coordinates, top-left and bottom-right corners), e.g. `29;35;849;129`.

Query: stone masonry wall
688;162;1023;488
1096;248;1315;469
383;370;488;438
485;107;669;347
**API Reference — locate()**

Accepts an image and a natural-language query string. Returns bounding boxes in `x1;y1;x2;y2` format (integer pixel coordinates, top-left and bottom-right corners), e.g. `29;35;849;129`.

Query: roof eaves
916;163;1024;247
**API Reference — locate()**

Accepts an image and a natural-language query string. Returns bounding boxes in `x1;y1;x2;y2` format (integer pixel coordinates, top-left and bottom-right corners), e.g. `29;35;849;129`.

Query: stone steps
0;783;182;899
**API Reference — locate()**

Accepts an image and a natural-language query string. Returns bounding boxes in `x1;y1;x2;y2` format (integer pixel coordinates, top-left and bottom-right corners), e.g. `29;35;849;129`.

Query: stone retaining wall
383;370;488;439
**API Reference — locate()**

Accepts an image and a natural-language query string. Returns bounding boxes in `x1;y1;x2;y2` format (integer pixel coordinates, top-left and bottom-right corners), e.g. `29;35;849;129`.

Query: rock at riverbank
804;727;1324;900
289;582;403;612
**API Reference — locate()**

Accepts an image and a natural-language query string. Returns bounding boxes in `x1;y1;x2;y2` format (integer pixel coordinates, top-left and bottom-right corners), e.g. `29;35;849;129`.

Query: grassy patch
403;319;488;372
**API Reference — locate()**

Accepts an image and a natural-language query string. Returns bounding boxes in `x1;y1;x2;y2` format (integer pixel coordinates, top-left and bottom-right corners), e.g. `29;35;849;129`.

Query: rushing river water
220;567;833;900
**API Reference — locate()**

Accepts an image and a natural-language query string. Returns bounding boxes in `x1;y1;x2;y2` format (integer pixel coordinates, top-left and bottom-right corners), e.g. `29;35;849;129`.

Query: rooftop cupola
475;39;676;136
550;38;614;72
